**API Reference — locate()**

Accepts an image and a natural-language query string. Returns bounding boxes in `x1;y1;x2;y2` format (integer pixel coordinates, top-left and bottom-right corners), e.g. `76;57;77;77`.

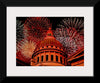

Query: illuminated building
67;47;84;66
30;27;68;66
16;27;84;66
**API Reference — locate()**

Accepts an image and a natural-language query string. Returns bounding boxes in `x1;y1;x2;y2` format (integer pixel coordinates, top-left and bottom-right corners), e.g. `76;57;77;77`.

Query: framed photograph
0;0;97;82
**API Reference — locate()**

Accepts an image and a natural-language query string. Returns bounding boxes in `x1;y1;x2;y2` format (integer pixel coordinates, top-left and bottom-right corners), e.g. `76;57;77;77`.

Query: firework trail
54;17;84;56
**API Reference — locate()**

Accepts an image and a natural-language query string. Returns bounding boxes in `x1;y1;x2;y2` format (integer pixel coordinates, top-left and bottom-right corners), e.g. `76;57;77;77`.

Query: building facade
67;47;84;66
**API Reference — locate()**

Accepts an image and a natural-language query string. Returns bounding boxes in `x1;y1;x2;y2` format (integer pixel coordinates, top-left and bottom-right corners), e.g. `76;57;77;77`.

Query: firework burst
54;17;84;56
20;40;36;58
16;39;36;63
16;17;51;63
16;20;24;43
24;17;51;43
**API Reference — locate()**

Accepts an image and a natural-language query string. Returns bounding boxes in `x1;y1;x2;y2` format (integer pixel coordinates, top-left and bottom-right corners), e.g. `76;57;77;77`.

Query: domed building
30;27;68;66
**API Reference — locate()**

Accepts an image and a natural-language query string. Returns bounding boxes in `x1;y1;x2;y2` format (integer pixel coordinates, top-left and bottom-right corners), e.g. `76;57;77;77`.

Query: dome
31;27;67;66
38;38;63;48
34;27;64;52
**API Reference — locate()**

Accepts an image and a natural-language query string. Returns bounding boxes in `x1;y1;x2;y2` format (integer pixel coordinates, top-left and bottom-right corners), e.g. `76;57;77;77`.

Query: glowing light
16;20;24;43
54;17;84;56
21;40;36;59
16;17;51;63
23;17;51;42
16;39;36;63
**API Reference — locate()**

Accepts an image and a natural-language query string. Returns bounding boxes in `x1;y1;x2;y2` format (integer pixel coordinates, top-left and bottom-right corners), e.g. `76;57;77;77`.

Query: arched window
41;56;43;62
51;55;53;61
37;57;39;63
46;55;48;61
51;46;53;48
56;55;58;62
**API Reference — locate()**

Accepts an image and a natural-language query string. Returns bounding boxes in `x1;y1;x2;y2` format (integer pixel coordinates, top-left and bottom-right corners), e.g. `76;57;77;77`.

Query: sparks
54;17;84;56
23;17;51;42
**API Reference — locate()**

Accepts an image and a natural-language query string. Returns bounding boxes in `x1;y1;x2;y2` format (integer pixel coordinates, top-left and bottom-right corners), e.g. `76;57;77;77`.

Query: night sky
17;17;66;30
17;17;83;30
16;17;84;65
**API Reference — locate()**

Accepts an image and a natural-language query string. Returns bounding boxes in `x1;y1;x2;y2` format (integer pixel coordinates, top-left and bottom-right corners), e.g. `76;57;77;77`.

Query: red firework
23;17;51;43
16;38;36;64
16;17;51;64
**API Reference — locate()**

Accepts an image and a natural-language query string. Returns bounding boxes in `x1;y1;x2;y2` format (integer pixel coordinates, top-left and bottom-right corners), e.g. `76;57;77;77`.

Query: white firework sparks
54;17;84;56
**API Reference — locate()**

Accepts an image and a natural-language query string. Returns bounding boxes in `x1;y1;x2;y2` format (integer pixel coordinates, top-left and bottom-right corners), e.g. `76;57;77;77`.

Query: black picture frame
0;0;98;82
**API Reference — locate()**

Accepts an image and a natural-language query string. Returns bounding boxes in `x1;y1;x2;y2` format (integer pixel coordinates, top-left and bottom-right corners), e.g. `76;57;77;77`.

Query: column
54;52;56;62
58;54;60;63
48;51;51;61
39;54;41;63
44;52;46;62
62;57;64;64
